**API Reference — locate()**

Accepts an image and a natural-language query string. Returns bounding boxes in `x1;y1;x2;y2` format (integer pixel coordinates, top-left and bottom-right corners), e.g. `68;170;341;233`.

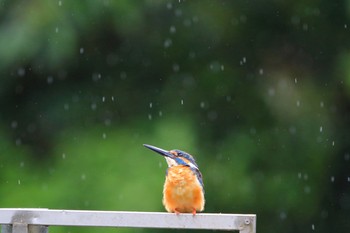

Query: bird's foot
174;209;180;215
192;209;196;216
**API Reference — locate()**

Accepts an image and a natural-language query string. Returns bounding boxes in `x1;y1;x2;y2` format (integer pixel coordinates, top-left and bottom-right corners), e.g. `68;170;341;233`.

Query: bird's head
143;144;199;170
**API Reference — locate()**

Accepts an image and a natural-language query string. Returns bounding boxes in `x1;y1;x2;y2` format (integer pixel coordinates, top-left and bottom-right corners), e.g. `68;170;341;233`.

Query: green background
1;0;350;232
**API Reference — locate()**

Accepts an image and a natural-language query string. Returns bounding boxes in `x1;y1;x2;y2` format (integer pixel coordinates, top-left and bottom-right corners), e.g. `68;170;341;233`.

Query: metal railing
0;208;256;233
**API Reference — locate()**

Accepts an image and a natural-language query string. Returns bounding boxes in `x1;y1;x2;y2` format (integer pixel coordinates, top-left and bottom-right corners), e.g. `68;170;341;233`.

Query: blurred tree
0;1;349;233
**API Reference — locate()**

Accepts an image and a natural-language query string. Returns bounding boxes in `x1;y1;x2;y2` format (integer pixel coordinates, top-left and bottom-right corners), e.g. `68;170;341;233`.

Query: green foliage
0;1;350;233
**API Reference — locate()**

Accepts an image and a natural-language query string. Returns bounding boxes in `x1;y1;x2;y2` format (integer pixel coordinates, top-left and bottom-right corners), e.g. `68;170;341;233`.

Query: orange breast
163;165;205;213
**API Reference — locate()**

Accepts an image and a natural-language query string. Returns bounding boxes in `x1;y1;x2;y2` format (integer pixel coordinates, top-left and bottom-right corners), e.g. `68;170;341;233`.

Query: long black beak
143;144;175;159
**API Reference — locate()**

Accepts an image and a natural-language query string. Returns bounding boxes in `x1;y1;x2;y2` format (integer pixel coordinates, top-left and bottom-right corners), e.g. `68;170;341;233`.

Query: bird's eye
176;152;183;157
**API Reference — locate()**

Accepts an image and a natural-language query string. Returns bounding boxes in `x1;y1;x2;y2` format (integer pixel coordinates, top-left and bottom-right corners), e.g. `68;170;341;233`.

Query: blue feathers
167;154;204;190
173;150;199;167
191;167;204;190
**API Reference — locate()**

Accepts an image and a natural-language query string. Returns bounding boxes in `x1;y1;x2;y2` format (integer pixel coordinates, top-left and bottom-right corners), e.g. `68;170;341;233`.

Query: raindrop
183;19;192;27
16;138;22;146
27;124;36;133
189;51;196;59
259;69;264;75
296;100;300;107
230;18;239;26
62;153;66;159
47;76;54;84
221;65;224;71
294;78;297;84
304;185;311;194
239;15;247;23
169;26;176;34
81;174;86;180
104;119;111;126
106;53;118;66
200;102;205;108
18;179;21;185
159;111;163;117
320;126;323;132
239;57;247;65
289;126;296;134
303;173;308;180
332;141;335;146
173;63;180;72
20;162;25;168
321;210;328;219
166;2;172;10
55;27;59;33
58;0;62;6
11;121;18;129
175;9;182;17
120;72;127;80
64;103;69;110
311;224;315;230
345;24;348;29
92;73;102;82
17;67;25;76
250;127;256;135
79;48;84;54
320;101;324;108
330;176;335;182
149;102;153;108
111;96;115;101
181;99;184;105
298;172;302;179
164;38;172;48
102;96;105;102
347;177;350;182
302;23;308;31
102;133;107;139
72;95;79;103
268;88;275;96
279;211;287;220
291;16;300;25
207;111;218;121
209;61;221;72
148;114;152;120
91;103;97;110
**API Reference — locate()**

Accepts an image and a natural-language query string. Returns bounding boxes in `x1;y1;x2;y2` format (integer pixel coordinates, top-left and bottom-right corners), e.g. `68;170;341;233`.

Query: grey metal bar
0;208;256;232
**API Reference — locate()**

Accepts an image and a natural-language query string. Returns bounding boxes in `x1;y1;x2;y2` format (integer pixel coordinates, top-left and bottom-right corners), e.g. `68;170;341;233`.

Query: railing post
12;223;28;233
1;225;48;233
2;225;12;233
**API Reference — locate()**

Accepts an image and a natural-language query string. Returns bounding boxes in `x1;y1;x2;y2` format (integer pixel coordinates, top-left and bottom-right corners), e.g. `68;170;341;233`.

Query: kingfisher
143;144;205;215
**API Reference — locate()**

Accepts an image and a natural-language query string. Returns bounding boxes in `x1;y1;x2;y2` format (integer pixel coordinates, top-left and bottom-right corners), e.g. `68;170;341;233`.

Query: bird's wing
191;167;204;191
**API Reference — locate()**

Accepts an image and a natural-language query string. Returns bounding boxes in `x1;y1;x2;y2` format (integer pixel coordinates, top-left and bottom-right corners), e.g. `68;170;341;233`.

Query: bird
143;144;205;215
